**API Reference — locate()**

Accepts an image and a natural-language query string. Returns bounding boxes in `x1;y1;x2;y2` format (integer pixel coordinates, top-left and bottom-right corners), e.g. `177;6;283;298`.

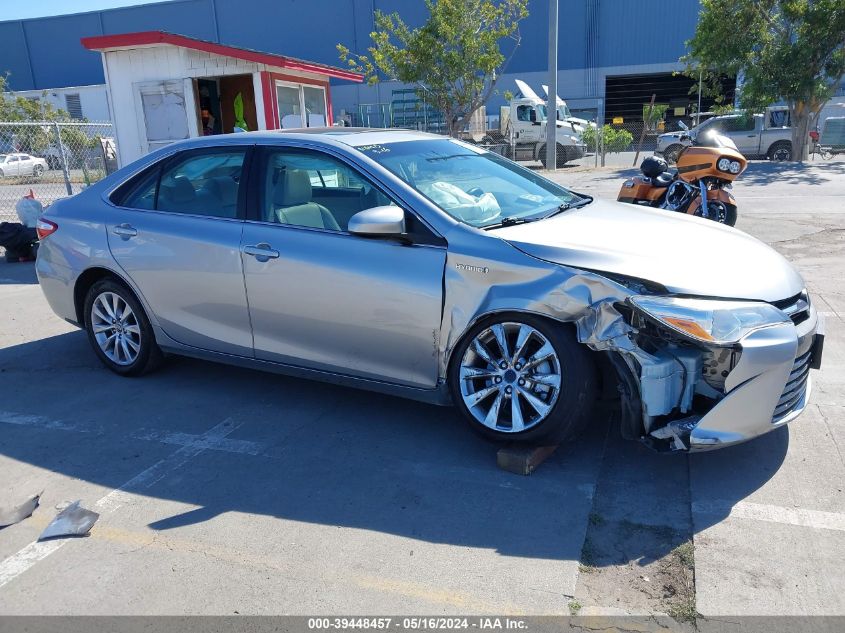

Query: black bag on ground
0;222;38;262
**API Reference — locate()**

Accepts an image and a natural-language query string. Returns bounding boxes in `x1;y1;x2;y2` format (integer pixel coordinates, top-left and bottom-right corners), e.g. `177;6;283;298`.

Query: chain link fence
0;121;117;223
343;94;676;171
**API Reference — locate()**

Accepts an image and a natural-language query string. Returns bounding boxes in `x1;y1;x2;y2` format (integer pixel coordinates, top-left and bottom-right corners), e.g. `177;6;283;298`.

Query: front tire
448;314;597;444
84;279;163;377
539;143;570;169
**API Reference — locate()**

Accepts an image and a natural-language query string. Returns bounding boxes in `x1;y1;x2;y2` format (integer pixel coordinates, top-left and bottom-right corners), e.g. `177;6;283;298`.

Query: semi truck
474;80;586;167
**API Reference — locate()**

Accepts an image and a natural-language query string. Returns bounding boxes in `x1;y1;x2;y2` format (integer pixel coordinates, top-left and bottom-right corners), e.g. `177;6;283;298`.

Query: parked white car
0;153;49;179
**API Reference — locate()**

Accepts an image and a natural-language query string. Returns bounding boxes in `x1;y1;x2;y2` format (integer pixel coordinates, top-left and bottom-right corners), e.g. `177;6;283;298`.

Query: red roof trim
81;31;363;83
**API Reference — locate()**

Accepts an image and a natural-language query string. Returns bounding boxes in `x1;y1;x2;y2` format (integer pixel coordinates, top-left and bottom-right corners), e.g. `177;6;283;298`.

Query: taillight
36;218;58;240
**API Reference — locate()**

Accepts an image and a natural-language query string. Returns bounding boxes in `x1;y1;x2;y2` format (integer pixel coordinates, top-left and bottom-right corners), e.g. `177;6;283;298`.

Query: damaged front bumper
617;300;822;452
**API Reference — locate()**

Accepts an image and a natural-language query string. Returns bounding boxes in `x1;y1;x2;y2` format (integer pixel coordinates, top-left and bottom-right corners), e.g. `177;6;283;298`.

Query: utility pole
696;69;703;127
546;0;558;170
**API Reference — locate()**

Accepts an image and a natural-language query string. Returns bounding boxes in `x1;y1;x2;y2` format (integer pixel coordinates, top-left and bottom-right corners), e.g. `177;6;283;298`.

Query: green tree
643;103;669;132
683;0;845;161
1;74;96;160
338;0;528;137
581;125;633;166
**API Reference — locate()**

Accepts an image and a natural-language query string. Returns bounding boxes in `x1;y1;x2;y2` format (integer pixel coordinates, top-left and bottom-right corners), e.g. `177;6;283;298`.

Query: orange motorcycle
617;126;747;226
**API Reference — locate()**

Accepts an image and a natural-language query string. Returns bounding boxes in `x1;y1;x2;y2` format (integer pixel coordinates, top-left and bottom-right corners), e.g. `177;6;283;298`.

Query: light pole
546;0;558;170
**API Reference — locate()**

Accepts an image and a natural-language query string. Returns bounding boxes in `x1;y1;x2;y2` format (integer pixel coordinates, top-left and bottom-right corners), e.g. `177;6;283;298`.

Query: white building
10;84;111;122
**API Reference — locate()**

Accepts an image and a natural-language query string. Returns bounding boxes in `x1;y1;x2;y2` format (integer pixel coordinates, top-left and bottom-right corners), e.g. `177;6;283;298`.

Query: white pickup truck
657;107;793;162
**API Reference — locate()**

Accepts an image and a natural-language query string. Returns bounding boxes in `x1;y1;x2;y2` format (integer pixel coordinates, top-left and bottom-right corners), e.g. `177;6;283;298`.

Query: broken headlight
628;296;789;346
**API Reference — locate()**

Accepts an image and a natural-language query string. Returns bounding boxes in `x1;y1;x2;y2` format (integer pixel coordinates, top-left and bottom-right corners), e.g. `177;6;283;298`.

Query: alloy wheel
772;147;791;161
91;291;142;366
458;322;562;433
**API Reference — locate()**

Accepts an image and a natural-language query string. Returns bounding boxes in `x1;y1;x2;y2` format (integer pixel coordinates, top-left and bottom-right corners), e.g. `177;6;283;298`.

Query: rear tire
84;278;163;377
32;164;44;179
768;141;792;162
448;314;598;445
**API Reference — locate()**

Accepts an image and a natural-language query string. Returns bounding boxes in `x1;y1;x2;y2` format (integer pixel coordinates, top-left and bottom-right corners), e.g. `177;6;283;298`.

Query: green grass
672;540;695;571
668;600;698;624
568;600;582;616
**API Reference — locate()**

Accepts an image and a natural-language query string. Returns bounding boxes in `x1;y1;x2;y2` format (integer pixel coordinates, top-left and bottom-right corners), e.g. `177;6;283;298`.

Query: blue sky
0;0;174;21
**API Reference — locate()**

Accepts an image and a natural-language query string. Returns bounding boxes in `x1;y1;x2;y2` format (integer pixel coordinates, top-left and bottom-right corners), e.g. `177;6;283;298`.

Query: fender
688;188;737;216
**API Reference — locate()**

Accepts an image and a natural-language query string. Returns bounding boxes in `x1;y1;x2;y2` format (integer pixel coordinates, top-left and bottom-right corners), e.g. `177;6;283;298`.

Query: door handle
243;243;280;261
112;223;138;238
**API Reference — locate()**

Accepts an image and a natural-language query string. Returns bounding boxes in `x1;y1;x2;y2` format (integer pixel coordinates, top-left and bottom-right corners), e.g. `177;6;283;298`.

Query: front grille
772;291;811;325
772;349;812;423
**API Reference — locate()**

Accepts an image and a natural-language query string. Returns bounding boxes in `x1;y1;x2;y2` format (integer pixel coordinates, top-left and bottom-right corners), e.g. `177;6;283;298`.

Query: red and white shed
82;31;363;166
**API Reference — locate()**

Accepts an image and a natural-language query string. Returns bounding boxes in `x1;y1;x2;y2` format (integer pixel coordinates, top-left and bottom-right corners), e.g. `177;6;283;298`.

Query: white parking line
0;410;270;457
0;411;99;434
0;418;244;589
129;427;268;457
693;499;845;533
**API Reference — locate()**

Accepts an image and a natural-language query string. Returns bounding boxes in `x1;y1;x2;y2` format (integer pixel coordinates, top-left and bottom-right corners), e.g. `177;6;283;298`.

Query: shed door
133;80;194;154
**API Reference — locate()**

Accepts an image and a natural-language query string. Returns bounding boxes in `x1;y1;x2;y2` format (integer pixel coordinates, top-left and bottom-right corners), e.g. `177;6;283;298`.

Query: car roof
161;128;446;152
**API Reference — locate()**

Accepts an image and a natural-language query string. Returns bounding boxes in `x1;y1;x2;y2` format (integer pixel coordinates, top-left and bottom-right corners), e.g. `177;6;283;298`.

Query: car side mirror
677;120;689;131
348;205;406;238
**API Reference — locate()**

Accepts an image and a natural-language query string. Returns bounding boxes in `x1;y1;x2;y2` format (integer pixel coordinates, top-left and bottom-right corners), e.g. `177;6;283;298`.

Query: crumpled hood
495;199;805;302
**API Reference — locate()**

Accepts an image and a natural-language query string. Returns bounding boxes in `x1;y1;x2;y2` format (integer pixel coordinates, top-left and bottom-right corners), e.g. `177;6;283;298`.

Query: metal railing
0;121;117;223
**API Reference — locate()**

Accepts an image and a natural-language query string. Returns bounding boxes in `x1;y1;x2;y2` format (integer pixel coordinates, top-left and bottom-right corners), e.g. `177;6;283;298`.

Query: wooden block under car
496;444;559;476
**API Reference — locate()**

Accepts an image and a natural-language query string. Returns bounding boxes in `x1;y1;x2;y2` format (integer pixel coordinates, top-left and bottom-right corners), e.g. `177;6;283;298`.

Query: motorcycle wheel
694;200;736;225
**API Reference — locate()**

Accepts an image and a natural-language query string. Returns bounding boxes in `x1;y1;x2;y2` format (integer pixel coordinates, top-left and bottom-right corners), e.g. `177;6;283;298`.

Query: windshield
698;131;739;151
355;139;583;228
558;104;572;119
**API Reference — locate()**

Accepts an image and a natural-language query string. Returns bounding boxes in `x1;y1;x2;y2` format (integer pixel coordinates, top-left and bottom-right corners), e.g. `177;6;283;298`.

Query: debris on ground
0;491;42;528
38;500;99;541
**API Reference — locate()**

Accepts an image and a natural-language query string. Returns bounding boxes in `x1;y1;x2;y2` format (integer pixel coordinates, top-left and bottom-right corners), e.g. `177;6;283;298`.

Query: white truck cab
540;84;596;131
502;81;586;167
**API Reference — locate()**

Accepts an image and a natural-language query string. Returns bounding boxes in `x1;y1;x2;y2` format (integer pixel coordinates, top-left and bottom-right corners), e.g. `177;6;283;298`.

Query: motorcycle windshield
697;131;739;151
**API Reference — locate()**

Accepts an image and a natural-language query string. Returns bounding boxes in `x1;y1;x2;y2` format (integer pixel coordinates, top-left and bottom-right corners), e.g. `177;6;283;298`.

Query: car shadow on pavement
0;330;787;567
0;260;37;284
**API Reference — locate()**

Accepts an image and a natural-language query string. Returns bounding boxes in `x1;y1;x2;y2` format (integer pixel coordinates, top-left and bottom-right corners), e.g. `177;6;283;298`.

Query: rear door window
114;148;247;219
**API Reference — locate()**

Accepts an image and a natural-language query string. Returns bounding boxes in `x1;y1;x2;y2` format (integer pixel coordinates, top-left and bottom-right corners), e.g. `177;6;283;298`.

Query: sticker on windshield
358;144;391;154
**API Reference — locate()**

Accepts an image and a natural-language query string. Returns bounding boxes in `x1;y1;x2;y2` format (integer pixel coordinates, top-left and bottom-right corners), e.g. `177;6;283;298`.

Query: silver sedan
35;129;823;451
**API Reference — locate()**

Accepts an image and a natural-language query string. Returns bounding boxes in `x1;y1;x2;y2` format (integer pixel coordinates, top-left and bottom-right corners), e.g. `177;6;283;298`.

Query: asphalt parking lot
0;160;843;619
